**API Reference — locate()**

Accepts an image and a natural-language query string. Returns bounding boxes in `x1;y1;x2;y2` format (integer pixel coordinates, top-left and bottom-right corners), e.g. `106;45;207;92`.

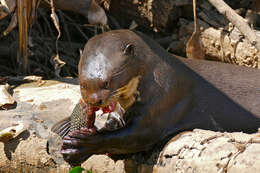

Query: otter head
78;31;145;110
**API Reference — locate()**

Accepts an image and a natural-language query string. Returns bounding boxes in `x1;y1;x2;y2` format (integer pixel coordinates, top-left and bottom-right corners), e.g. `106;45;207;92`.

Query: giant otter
54;29;260;165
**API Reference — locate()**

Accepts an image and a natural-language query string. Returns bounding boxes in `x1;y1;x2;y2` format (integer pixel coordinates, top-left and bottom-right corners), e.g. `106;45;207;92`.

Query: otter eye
123;43;134;56
102;81;109;89
80;85;87;89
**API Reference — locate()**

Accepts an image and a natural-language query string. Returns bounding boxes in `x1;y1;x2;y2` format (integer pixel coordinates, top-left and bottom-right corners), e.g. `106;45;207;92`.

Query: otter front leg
61;128;131;165
61;128;100;166
61;118;153;166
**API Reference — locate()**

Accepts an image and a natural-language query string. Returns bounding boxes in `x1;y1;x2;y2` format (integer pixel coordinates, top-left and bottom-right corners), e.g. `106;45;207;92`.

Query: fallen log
208;0;260;51
200;27;260;68
179;21;260;68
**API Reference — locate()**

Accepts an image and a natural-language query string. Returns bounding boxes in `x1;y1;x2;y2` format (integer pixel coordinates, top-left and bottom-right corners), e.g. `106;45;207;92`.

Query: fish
51;100;126;138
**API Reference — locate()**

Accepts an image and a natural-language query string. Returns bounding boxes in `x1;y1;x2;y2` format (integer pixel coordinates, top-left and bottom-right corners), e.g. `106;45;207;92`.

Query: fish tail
51;102;83;138
51;117;71;139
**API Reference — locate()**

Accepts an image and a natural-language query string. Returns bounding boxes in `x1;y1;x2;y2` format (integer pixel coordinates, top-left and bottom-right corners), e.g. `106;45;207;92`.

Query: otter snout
86;92;103;105
81;89;111;107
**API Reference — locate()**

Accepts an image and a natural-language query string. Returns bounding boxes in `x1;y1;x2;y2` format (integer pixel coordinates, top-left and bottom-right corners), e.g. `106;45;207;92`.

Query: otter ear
123;43;134;56
79;48;83;57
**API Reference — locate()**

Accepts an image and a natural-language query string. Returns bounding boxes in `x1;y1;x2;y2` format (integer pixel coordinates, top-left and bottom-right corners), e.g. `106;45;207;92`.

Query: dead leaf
186;30;205;59
50;54;66;77
88;0;107;25
186;0;205;59
0;0;16;20
0;0;10;12
0;122;24;143
23;75;42;82
0;84;16;110
0;13;17;37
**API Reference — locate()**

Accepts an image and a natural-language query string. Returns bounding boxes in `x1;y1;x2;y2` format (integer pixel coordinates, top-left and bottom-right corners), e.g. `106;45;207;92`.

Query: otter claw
63;135;71;140
61;148;79;155
80;127;97;134
61;128;104;165
68;127;97;139
61;147;91;166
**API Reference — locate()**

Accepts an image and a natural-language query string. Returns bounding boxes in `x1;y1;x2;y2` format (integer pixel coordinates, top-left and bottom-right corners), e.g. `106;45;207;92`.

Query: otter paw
61;128;104;165
61;146;91;166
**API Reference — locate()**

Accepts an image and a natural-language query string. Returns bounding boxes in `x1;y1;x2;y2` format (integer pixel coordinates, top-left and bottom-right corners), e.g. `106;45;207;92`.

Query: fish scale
70;102;88;131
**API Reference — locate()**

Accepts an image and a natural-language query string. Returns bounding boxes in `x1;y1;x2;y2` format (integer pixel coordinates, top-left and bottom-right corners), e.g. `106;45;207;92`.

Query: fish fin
51;117;71;139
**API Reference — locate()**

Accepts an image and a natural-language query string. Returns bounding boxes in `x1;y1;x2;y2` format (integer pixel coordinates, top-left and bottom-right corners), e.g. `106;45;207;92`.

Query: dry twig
208;0;260;51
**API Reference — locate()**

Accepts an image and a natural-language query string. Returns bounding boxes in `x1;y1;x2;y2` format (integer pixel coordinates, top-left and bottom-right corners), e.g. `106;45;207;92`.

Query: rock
0;79;79;172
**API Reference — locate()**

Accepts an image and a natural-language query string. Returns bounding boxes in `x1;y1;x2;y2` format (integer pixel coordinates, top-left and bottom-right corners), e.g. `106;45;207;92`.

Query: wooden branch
208;0;260;51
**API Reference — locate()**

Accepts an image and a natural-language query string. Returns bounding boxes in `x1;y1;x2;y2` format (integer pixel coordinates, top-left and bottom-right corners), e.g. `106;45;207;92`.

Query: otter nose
83;90;111;106
87;93;103;105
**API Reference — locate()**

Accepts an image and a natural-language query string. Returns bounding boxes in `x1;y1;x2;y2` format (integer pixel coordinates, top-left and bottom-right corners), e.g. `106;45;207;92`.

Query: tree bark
208;0;260;51
200;27;260;68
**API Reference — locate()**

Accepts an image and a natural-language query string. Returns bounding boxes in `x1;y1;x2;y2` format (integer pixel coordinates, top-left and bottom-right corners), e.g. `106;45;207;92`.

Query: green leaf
69;166;84;173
